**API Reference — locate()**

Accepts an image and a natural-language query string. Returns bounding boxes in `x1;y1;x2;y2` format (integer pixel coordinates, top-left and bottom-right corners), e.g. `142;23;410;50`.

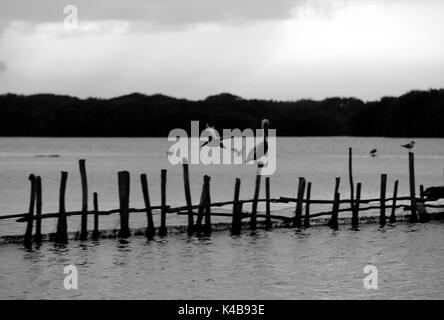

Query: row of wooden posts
0;150;441;248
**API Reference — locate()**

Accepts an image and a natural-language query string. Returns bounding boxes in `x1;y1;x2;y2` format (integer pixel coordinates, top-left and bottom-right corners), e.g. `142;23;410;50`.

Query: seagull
369;149;378;157
245;119;269;166
401;141;415;149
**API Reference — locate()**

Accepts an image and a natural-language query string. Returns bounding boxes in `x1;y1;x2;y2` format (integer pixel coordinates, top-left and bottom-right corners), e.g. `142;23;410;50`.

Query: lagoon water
0;137;443;299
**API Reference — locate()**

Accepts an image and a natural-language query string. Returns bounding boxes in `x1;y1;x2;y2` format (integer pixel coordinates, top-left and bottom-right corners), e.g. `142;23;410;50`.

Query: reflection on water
1;221;444;299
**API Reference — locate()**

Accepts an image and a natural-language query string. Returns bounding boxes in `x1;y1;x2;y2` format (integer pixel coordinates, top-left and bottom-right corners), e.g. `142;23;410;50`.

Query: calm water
0;137;443;299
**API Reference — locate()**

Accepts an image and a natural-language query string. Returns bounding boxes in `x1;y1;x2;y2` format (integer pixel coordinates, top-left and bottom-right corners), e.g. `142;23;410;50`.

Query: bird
200;124;242;155
369;149;378;157
401;141;415;149
245;119;270;166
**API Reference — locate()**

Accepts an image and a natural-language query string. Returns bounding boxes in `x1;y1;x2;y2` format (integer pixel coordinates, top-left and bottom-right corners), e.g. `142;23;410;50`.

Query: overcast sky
0;0;443;101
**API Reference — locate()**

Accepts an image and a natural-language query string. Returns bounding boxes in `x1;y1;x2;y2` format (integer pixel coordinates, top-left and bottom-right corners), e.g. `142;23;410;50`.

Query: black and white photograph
0;0;444;306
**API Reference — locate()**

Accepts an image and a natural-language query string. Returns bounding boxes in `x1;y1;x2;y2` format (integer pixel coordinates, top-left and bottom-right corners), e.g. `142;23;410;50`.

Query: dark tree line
0;89;443;137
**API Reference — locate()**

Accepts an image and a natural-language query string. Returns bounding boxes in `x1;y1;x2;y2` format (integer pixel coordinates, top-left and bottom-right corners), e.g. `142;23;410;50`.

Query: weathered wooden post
117;171;131;238
159;169;167;236
408;152;418;222
293;177;306;228
79;159;88;240
334;177;340;196
140;174;155;239
183;163;194;236
250;172;261;230
231;178;242;234
265;177;271;230
56;171;68;244
348;147;355;213
92;192;100;239
203;175;212;236
389;180;398;223
352;182;361;228
418;184;429;223
24;174;36;247
195;176;207;235
34;176;43;243
380;174;387;226
328;192;340;230
304;182;312;228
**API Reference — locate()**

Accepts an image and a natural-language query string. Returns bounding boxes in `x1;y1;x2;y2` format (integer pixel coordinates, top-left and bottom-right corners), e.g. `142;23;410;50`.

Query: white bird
200;124;242;155
245;119;270;166
401;141;415;149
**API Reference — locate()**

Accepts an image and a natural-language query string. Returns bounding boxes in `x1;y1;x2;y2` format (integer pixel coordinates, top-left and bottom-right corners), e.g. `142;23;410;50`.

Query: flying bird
200;124;242;155
401;141;415;149
369;149;378;157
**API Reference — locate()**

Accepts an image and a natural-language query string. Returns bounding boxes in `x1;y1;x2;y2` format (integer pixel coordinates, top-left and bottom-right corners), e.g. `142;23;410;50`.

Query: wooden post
408;152;418;223
304;182;312;228
389;180;398;223
380;174;387;226
334;177;340;196
293;177;306;228
79;159;88;240
34;176;43;243
231;178;242;235
265;177;271;230
159;169;167;236
250;172;261;230
352;183;361;228
92;192;100;239
24;174;36;247
418;184;429;223
117;171;131;238
203;175;211;236
195;176;207;235
328;192;340;230
56;171;68;244
348;147;355;213
183;163;194;236
141;174;155;239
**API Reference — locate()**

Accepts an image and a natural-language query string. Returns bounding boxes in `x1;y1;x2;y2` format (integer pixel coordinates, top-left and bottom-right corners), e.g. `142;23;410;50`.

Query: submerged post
196;176;207;235
117;171;131;238
92;192;100;239
141;174;155;239
79;159;88;240
304;182;312;228
203;175;211;236
265;177;271;230
352;183;361;228
380;174;387;226
24;174;36;247
408;152;418;223
328;192;340;230
418;184;429;223
34;176;43;243
389;180;399;223
293;177;306;228
183;163;194;236
231;178;242;235
348;147;355;213
250;172;261;230
159;169;167;236
56;171;68;244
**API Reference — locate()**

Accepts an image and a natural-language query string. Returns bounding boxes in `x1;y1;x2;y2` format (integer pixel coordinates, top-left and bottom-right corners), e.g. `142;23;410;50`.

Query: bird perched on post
401;141;415;149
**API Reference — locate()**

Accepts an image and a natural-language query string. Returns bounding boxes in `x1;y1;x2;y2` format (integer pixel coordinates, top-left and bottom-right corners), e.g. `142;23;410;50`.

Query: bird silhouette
245;119;269;166
369;149;378;157
401;141;415;149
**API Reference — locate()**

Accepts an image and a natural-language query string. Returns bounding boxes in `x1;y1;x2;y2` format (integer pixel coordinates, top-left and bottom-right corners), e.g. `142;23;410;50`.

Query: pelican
401;141;415;149
369;149;378;157
245;119;269;166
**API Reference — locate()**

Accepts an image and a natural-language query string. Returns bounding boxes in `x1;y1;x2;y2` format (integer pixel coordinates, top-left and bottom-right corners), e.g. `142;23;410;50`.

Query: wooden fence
0;149;443;247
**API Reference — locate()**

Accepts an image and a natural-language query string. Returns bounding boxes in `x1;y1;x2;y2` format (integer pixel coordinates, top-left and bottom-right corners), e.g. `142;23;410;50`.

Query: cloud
0;61;6;73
